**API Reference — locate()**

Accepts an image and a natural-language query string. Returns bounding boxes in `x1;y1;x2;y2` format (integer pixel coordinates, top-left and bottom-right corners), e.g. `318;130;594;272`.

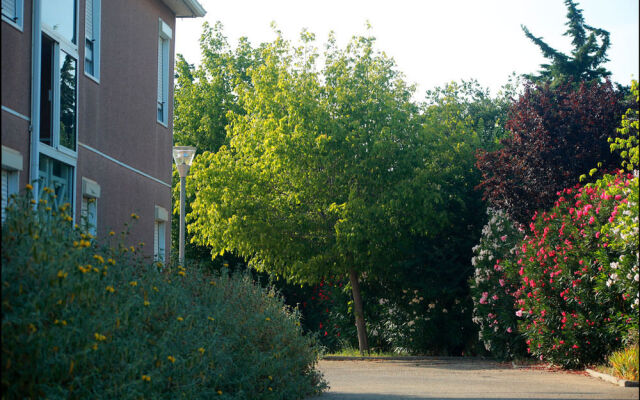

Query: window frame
157;19;172;126
1;0;23;32
84;0;101;82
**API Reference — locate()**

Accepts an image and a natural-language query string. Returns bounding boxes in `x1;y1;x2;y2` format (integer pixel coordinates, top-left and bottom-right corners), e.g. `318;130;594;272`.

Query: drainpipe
29;0;41;201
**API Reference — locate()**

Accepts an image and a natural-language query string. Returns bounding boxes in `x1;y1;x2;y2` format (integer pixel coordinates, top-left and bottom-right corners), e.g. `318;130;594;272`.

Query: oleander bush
469;208;526;360
1;187;326;399
515;171;638;368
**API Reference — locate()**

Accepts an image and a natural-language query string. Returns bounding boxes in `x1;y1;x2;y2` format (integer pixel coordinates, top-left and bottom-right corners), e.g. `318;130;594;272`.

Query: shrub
1;187;326;399
515;172;637;368
476;80;627;225
469;208;526;360
608;346;639;381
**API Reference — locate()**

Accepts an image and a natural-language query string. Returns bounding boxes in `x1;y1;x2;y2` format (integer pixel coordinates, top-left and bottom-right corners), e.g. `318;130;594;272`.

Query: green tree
521;0;611;85
186;30;454;353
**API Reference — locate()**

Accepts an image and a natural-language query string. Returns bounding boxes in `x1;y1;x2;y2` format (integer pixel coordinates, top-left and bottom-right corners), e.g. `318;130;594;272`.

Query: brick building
1;0;205;261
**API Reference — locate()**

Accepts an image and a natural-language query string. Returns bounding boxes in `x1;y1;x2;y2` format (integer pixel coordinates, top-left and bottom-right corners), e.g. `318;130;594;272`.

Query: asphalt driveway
311;358;639;400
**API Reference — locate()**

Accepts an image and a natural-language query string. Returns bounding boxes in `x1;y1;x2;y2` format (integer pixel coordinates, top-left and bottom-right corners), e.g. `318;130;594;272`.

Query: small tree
521;0;611;85
476;80;626;225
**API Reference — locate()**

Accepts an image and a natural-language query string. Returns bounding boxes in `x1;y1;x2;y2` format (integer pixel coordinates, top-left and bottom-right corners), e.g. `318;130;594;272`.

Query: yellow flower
25;183;33;190
57;270;68;279
28;323;37;333
142;374;151;382
265;317;271;321
268;387;272;391
153;286;159;292
93;255;104;264
217;390;222;395
130;213;139;220
129;281;137;287
106;286;115;293
92;267;99;273
198;347;205;355
91;343;98;351
64;215;73;222
30;199;36;204
139;242;145;247
177;317;184;322
94;333;107;341
178;271;185;276
144;301;150;307
73;241;79;247
208;316;215;321
268;376;272;380
109;231;115;236
45;207;51;211
129;246;135;252
209;281;216;286
107;258;115;265
167;355;175;363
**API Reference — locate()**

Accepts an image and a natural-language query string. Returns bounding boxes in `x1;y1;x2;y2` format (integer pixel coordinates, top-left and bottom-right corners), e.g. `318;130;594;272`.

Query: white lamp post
172;145;196;266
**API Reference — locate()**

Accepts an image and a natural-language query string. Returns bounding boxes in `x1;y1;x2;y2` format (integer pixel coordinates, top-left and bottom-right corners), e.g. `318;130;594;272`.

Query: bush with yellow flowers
1;187;326;399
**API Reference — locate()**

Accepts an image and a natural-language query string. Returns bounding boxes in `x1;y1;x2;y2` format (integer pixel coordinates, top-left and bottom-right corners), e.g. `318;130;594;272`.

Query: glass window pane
41;0;77;44
40;35;54;145
60;52;77;151
38;154;73;210
85;39;94;75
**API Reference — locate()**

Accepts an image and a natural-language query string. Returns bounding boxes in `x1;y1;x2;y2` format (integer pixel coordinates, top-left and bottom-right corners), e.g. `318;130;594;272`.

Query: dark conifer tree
521;0;611;85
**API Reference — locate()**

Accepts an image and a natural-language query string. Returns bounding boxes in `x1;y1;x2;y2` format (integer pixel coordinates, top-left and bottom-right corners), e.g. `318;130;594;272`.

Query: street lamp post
172;146;196;266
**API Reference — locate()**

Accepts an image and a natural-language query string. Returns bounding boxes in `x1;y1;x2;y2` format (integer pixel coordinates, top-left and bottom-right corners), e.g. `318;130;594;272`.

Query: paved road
311;358;639;400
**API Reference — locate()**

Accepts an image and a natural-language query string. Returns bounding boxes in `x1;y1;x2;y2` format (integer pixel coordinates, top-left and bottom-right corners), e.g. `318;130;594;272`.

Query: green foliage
521;0;611;85
469;208;527;360
1;188;326;399
186;30;430;282
609;80;639;171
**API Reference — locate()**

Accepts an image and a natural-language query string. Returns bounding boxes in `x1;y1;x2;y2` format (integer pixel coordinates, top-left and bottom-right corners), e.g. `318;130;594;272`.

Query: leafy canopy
186;30;457;284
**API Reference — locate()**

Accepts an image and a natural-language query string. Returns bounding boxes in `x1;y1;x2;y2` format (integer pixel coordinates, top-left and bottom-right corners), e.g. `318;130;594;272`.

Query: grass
324;347;411;358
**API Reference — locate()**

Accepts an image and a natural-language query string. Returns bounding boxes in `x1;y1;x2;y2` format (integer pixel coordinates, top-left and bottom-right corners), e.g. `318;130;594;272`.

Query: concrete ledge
586;368;639;387
322;355;488;361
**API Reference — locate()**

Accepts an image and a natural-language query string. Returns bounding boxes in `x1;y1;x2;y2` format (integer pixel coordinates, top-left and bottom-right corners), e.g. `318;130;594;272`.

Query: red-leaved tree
476;80;627;225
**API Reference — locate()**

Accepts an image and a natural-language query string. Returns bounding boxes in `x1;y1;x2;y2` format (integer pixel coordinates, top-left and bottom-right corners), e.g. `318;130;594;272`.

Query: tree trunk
348;268;369;354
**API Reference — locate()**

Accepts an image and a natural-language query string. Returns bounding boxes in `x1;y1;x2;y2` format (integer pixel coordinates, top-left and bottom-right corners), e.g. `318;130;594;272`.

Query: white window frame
2;0;23;32
84;0;101;82
2;146;24;222
38;1;79;217
154;205;168;263
157;19;172;126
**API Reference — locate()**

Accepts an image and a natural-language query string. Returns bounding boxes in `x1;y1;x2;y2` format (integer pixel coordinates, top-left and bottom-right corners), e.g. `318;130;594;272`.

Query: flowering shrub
469;208;526;360
515;172;637;368
2;188;326;399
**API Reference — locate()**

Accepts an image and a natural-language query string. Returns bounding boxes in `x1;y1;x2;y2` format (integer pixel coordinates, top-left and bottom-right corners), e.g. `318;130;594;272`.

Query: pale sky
175;0;639;96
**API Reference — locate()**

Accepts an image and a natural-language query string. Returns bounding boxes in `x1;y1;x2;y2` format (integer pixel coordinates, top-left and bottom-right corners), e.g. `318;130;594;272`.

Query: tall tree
476;80;626;225
521;0;611;85
185;30;457;353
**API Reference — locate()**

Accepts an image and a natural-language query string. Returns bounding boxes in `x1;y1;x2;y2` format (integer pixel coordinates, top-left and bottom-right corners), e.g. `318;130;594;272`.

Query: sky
175;0;639;97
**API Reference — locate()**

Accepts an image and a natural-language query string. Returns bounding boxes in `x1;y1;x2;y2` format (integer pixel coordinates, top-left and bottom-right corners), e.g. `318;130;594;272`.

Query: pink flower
588;216;595;224
492;294;499;300
507;327;513;333
499;279;505;287
595;232;600;238
500;235;507;242
515;310;523;317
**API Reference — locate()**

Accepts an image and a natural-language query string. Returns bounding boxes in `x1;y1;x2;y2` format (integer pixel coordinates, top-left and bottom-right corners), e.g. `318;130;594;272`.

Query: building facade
1;0;205;261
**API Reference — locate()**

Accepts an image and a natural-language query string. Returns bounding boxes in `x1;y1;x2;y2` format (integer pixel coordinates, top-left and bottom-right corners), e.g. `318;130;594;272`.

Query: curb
321;356;490;361
585;368;639;387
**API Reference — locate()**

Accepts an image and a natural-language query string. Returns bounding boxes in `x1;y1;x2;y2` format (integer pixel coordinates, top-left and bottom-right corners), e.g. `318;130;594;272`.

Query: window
157;19;172;125
1;146;23;222
40;34;77;153
42;0;77;45
80;177;100;236
2;0;23;30
154;205;169;262
84;0;100;79
39;154;74;210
